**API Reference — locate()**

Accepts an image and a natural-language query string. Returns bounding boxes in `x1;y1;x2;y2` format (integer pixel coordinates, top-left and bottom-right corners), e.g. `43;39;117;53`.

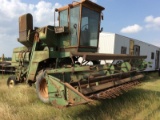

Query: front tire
7;76;16;88
36;71;49;103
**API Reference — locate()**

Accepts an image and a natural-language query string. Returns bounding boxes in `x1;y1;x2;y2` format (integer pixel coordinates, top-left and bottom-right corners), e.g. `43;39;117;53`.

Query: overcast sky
0;0;160;57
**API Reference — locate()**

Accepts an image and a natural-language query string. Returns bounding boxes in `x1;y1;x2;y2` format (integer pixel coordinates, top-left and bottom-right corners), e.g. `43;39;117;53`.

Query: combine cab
8;0;147;108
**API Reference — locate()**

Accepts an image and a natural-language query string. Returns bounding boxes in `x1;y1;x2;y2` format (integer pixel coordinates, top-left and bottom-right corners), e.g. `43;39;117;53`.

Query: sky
0;0;160;57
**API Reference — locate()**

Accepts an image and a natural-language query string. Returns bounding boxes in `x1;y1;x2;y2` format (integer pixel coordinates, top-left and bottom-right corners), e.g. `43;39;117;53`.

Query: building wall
99;33;115;54
99;33;115;64
134;40;160;71
114;34;130;54
98;32;160;71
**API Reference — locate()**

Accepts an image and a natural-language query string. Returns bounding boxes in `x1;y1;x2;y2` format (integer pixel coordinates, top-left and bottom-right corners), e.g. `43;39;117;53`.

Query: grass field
0;72;160;120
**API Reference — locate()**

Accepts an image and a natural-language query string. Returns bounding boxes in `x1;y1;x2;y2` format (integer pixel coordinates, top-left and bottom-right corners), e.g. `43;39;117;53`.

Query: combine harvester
0;54;14;74
7;0;147;108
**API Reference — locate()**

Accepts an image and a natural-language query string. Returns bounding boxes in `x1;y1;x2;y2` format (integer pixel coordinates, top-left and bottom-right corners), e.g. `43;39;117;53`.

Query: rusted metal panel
19;13;34;47
19;13;33;41
89;81;140;99
71;52;147;60
82;81;114;95
46;65;91;74
57;0;104;12
82;74;144;95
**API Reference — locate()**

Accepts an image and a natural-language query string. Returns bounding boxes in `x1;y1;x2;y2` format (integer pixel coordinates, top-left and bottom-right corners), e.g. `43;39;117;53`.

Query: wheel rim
40;78;48;98
9;79;15;88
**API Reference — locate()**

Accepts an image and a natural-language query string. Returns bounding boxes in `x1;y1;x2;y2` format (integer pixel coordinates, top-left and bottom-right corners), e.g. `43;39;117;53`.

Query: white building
99;32;160;71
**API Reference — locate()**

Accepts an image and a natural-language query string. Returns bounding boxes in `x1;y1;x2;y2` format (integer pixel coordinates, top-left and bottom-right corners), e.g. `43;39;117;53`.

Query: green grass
0;73;160;120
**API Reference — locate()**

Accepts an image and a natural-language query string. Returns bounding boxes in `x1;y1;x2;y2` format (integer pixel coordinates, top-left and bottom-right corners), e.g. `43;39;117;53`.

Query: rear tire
7;76;16;88
36;71;49;103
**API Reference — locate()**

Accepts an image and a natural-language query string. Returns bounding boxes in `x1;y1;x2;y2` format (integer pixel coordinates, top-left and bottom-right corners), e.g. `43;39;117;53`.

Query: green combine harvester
0;54;14;74
7;0;147;108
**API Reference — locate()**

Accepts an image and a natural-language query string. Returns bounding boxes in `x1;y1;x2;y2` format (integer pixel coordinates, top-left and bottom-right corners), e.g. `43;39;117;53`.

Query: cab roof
57;0;105;12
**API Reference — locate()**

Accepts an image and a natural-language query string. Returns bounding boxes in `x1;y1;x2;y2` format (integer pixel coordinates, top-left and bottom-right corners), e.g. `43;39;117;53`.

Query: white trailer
99;32;160;71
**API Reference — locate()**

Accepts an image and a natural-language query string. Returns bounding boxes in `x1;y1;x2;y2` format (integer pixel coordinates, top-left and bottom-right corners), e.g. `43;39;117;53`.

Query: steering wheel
81;24;88;31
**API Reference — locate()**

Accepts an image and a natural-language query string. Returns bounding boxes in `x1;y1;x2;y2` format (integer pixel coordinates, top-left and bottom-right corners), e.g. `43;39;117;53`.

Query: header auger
8;0;147;108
